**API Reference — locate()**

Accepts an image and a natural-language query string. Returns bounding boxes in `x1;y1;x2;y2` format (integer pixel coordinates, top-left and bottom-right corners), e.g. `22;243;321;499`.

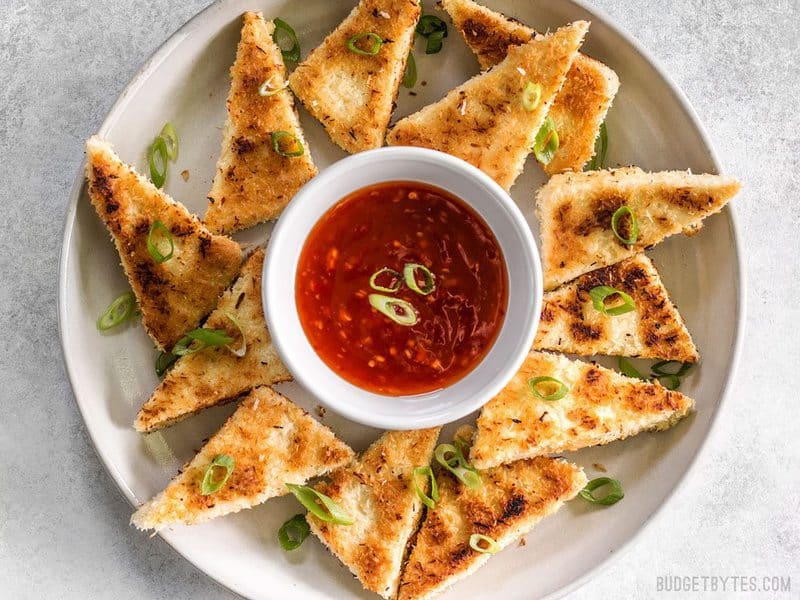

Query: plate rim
57;0;746;598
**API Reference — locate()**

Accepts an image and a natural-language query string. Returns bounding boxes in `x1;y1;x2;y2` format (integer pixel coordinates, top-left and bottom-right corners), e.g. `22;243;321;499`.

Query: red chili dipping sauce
295;181;508;395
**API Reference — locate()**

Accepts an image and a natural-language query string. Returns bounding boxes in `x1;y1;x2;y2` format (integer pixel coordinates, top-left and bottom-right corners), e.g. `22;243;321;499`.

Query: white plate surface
58;1;744;598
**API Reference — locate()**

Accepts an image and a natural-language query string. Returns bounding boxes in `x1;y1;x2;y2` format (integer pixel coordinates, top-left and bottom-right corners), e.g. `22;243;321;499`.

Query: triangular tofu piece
134;249;291;433
441;0;619;175
204;12;318;234
397;455;586;600
131;387;353;530
386;21;589;190
537;167;742;289
534;254;698;362
86;136;243;350
307;428;441;599
288;0;421;153
470;351;694;470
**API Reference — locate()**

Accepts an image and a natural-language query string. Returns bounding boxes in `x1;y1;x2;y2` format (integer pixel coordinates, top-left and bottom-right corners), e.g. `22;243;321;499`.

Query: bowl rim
262;146;542;429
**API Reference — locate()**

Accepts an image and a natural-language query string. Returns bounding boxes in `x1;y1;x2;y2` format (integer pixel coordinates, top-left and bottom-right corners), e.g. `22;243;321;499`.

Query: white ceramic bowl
263;147;541;429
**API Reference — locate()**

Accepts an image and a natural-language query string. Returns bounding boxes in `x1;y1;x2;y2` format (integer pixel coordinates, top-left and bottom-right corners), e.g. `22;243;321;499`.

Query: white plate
58;1;744;598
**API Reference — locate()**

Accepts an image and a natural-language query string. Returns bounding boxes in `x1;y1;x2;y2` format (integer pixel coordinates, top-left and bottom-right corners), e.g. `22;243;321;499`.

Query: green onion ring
402;53;417;88
97;291;138;331
579;477;624;506
469;533;500;554
346;32;383;56
651;360;693;377
656;374;682;390
259;75;288;97
201;454;235;495
404;263;436;295
416;14;448;37
610;205;639;245
522;81;542;111
273;18;301;63
413;466;439;510
528;376;569;401
285;483;354;525
368;294;418;326
223;311;247;357
533;116;559;164
588;285;636;316
148;136;169;188
155;351;178;377
425;30;445;54
277;514;310;551
618;357;647;380
271;131;305;157
172;328;234;356
159;122;179;161
586;121;608;170
146;220;174;264
434;443;481;489
369;267;403;293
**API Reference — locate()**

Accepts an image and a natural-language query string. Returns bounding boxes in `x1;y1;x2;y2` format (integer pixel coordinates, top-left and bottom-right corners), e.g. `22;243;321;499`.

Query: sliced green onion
404;263;436;295
369;267;402;293
533;116;559;165
413;466;439;509
160;123;179;161
368;294;418;326
416;15;448;54
148;136;168;188
425;30;445;54
278;514;310;551
271;131;305;157
528;376;568;401
656;374;682;390
201;454;235;495
146;220;174;264
173;328;234;356
403;53;417;88
579;477;624;506
618;357;647;380
522;82;542;111
586;121;608;170
224;311;247;357
434;443;481;489
469;533;500;554
259;75;288;97
610;205;639;245
273;18;301;63
346;32;383;56
651;361;693;377
589;285;636;316
97;292;138;331
155;351;178;377
285;483;354;525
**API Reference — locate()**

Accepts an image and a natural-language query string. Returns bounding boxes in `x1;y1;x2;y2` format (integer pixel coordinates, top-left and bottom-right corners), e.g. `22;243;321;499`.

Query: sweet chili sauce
295;181;508;395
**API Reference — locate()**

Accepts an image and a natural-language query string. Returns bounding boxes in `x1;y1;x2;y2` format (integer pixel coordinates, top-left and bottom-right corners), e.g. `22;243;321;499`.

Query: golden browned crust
85;136;242;351
307;428;441;599
537;167;742;289
131;387;354;530
397;456;586;600
386;21;589;190
470;351;695;469
134;249;292;432
535;254;699;362
440;0;619;175
288;0;421;153
204;13;318;234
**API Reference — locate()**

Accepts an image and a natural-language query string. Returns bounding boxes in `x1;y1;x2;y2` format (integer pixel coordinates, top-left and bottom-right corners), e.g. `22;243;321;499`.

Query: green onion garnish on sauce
155;351;178;377
201;454;235;495
285;483;354;525
522;81;542;111
404;263;436;295
273;18;301;63
369;267;403;293
172;328;234;356
259;75;288;97
434;443;481;489
469;533;500;554
368;294;418;326
579;477;624;506
533;116;559;165
278;514;310;551
610;205;639;246
148;136;169;188
416;15;448;54
271;131;305;157
586;121;608;170
528;376;568;401
346;32;383;56
618;357;647;380
589;285;636;316
146;220;174;263
403;53;417;88
413;466;439;509
97;292;138;331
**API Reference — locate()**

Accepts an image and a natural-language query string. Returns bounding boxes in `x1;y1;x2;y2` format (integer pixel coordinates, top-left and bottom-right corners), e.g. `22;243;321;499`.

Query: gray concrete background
1;0;798;598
